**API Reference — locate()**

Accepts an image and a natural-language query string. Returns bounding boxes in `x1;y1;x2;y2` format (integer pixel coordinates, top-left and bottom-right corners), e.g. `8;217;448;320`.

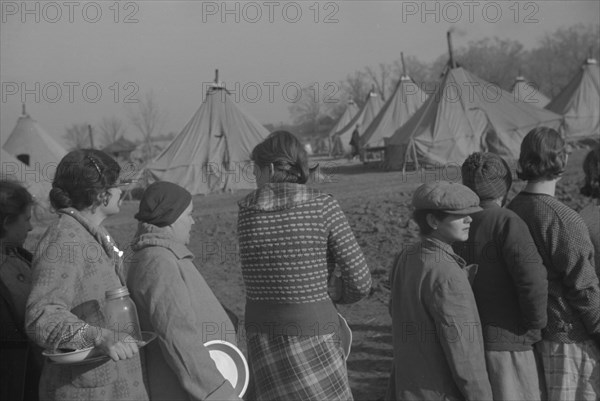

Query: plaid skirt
537;339;600;401
246;332;353;401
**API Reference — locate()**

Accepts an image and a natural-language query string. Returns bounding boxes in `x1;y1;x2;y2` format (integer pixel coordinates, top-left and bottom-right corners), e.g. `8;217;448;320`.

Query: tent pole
447;30;456;69
401;52;407;77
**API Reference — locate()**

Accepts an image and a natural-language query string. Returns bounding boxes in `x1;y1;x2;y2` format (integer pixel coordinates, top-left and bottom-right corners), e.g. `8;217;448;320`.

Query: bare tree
366;63;393;101
64;123;92;150
392;54;435;86
288;83;325;137
129;91;165;162
340;70;370;109
524;24;600;98
98;117;126;147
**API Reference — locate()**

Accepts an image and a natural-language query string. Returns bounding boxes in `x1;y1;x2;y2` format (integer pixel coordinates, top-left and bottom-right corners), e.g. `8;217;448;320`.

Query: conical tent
545;59;600;141
386;67;564;170
1;148;53;209
328;100;359;156
3;108;67;171
511;76;550;108
360;75;427;150
145;83;269;195
331;91;383;156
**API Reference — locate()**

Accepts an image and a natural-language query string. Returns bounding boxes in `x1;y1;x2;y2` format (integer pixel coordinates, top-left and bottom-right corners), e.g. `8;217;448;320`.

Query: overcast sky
1;1;599;147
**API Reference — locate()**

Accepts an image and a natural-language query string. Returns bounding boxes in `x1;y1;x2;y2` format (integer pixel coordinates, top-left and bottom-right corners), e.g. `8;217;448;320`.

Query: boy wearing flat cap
454;152;547;401
386;181;493;401
126;182;242;401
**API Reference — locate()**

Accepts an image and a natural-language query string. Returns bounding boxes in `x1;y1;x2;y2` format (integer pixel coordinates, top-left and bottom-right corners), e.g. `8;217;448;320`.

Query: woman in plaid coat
238;131;372;401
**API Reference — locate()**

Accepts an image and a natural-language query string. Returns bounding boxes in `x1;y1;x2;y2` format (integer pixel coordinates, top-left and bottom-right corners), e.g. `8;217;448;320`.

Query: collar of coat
131;222;192;260
238;182;330;212
422;236;479;284
58;208;119;261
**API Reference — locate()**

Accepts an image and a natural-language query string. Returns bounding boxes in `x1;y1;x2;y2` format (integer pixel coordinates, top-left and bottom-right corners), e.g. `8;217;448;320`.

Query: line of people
0;127;598;400
386;127;600;401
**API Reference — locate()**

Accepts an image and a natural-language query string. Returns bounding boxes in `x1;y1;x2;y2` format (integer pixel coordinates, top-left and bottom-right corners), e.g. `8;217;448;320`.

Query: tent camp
545;58;600;141
385;66;564;170
145;80;269;195
1;148;53;209
3;106;67;170
331;91;383;157
360;75;427;161
511;75;550;108
328;100;359;156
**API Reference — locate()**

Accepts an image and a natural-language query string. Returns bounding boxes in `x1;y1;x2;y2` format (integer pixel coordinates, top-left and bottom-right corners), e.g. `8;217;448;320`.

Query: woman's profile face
429;213;472;244
170;202;194;245
99;187;122;216
2;205;33;247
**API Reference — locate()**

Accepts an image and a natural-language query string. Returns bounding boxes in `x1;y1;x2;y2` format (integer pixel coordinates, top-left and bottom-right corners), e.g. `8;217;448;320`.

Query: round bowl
42;346;95;364
204;340;249;398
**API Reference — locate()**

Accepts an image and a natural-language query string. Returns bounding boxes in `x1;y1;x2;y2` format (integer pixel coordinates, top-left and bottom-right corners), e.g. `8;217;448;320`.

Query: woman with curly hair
508;128;600;401
25;149;148;401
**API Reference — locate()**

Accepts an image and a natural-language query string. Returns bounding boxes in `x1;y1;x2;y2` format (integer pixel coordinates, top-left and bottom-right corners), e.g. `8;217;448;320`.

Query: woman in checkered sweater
508;128;600;401
238;131;371;401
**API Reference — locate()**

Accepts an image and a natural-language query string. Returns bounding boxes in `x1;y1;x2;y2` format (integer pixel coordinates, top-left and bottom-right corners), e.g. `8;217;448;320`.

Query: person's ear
425;213;438;230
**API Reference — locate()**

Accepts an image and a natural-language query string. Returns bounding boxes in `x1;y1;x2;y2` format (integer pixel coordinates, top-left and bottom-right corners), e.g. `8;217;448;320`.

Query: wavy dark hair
251;131;310;184
49;149;120;211
0;180;34;238
581;146;600;199
517;127;569;181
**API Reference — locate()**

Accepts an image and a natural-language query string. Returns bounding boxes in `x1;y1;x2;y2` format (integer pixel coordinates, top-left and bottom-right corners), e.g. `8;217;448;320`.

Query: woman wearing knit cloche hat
126;181;242;401
238;131;371;401
385;181;493;401
454;152;548;401
508;127;600;401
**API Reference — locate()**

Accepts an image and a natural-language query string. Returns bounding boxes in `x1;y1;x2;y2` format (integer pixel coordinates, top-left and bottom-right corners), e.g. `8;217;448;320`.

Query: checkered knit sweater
508;192;600;343
238;183;371;337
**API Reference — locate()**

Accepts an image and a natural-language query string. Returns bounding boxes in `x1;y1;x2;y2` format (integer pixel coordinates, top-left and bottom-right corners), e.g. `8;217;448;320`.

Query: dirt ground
26;147;595;400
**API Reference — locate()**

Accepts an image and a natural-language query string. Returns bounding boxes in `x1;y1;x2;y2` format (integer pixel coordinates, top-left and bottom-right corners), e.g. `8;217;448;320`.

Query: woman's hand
94;329;141;361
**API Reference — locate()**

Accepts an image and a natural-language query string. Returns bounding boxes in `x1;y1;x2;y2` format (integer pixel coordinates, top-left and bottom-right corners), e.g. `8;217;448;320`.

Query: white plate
43;331;158;365
42;346;95;364
204;340;249;398
338;313;352;361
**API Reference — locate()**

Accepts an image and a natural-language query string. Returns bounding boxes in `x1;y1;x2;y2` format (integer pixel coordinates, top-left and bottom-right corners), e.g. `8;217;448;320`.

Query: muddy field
26;147;595;400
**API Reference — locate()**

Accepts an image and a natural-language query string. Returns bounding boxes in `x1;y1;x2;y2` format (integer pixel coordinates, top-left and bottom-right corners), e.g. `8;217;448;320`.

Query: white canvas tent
1;148;53;210
330;91;383;157
328;100;359;156
511;76;550;108
145;79;269;195
360;75;427;160
3;106;67;171
385;66;564;170
545;58;600;141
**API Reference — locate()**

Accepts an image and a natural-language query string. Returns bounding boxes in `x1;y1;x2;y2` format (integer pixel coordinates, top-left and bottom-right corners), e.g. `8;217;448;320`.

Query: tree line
285;24;600;145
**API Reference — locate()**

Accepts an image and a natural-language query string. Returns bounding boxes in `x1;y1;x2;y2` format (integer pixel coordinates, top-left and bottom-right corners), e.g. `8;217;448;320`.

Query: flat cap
412;181;482;215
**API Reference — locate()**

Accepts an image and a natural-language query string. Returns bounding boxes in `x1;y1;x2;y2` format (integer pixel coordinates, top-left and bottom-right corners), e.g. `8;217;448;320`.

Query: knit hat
412;181;482;215
135;182;192;227
461;152;513;201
